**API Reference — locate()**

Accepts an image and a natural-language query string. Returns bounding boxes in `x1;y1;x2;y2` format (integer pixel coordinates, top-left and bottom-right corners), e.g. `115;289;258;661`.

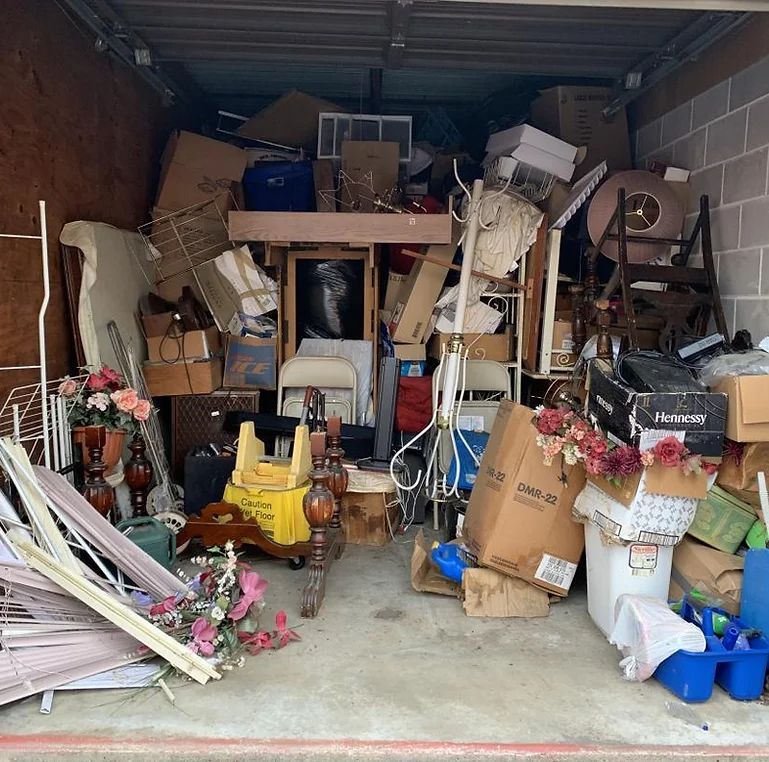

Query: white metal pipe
440;179;485;421
49;395;60;472
11;405;20;443
452;179;485;337
56;396;68;470
38;201;51;468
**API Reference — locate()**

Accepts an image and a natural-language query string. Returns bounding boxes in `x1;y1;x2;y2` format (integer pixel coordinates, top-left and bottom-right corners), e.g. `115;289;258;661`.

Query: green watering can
116;516;176;569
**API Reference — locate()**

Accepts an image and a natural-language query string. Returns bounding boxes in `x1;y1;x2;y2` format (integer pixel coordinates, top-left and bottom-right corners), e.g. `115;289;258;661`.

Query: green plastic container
688;486;756;554
746;520;768;550
116;516;176;569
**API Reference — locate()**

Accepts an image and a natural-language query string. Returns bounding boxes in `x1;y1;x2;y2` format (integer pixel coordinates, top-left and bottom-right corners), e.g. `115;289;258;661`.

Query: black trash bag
296;259;364;340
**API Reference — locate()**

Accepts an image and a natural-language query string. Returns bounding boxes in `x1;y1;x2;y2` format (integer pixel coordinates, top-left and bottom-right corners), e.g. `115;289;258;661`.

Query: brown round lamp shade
587;170;685;263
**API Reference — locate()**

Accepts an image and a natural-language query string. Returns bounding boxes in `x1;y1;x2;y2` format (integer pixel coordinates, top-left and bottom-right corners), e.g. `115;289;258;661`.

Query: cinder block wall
632;54;769;342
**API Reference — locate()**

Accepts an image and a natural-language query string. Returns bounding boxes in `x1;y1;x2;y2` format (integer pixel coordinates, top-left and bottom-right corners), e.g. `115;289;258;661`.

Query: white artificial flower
224;540;234;552
210;606;225;621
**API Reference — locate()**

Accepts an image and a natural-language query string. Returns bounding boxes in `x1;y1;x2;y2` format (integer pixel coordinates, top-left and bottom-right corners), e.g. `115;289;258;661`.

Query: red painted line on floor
1;735;769;757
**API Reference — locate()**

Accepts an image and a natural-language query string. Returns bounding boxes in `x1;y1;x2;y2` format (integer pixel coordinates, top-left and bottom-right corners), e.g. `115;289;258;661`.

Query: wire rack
0;374;87;468
136;194;234;285
483;156;556;203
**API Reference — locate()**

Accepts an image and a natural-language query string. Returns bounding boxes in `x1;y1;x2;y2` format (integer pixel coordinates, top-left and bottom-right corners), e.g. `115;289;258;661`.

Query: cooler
243;160;315;211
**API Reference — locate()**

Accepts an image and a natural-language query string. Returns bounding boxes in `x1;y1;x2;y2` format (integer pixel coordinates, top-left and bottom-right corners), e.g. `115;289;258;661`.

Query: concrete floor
2;526;769;760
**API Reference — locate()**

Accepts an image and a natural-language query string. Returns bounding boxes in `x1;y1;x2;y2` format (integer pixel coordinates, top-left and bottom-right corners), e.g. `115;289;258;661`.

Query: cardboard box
141;311;176;339
530;86;631;180
410;530;550;618
143;359;223;397
156;131;247;211
485;123;579;163
146;327;221;364
383;271;408;313
587;360;727;457
237;90;347;150
389;237;456;344
341;141;400;213
669;537;744;615
394;343;426;377
575;477;699;547
223;335;278;391
462;401;586;596
687;485;757;554
717;442;769;491
428;326;514;362
588;464;709;506
714;376;769;443
340;491;400;546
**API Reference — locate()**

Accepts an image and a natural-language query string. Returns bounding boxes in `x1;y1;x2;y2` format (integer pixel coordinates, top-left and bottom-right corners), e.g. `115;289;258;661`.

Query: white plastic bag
609;594;706;681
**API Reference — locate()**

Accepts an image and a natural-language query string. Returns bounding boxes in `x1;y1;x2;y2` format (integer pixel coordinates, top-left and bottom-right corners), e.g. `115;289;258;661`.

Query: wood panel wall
0;0;176;400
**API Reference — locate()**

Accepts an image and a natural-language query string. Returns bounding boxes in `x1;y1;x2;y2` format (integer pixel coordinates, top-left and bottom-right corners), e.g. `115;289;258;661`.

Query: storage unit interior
3;0;769;757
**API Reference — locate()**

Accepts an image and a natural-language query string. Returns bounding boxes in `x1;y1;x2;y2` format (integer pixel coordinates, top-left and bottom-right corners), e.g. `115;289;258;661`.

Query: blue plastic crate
655;606;769;703
243;161;315;212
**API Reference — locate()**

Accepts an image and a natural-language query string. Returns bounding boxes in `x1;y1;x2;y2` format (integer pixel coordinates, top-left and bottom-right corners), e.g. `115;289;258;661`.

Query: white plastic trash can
584;521;674;637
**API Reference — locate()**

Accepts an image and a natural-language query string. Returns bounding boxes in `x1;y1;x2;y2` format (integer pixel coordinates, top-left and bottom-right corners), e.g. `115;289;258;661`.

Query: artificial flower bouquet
533;405;718;488
61;366;152;435
137;542;299;668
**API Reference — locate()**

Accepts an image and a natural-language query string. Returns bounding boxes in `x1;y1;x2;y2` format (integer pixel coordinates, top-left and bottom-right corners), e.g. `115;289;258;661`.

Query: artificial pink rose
229;569;268;621
132;398;152;422
640;450;655;468
87;372;109;391
190;616;217;656
653;436;686;468
585;456;604;476
110;388;139;413
58;378;78;397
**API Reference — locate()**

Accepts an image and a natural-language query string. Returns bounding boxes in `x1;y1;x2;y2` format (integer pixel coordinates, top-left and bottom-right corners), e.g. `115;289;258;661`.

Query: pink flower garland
533;407;718;482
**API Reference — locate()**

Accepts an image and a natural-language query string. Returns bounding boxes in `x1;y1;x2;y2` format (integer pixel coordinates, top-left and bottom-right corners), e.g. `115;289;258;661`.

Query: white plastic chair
430;359;511;528
276;356;357;455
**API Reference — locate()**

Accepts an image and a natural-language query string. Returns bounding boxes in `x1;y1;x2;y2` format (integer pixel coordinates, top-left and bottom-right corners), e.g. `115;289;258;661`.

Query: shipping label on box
223;335;277;390
462;401;585;596
587;360;727;457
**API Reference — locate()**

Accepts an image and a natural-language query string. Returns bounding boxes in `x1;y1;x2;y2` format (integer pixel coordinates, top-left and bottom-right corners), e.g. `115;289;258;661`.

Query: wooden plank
521;217;549;372
229;210;453;244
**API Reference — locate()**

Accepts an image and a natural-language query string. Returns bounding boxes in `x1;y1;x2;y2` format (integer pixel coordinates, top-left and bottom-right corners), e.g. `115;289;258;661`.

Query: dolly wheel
288;556;306;570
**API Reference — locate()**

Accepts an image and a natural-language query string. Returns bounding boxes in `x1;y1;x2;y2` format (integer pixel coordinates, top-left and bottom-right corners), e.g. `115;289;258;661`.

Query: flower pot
72;427;127;476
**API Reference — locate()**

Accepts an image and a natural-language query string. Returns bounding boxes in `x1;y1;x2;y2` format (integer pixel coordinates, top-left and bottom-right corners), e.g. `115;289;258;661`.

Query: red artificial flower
274;610;301;648
653;436;686;468
579;430;608;459
537;407;566;436
585;456;605;476
724;439;745;466
86;372;109;391
238;629;274;654
100;366;123;386
602;446;643;478
149;596;176;616
702;460;719;476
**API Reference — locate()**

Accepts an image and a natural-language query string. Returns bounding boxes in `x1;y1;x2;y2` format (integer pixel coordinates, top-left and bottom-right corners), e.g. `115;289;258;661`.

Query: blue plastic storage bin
655;606;769;702
243;161;315;212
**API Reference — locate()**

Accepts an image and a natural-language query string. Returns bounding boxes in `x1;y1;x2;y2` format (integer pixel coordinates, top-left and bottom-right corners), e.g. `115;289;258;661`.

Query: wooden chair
575;191;728;355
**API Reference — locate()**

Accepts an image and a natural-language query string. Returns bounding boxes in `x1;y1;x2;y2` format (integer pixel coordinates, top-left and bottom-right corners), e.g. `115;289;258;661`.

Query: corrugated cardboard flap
737;376;769;424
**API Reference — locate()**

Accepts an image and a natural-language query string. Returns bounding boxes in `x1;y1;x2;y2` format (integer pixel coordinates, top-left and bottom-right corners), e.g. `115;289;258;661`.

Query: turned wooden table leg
595;299;614;363
326;415;348;560
301;431;334;618
124;434;153;517
570;284;587;356
82;425;115;520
